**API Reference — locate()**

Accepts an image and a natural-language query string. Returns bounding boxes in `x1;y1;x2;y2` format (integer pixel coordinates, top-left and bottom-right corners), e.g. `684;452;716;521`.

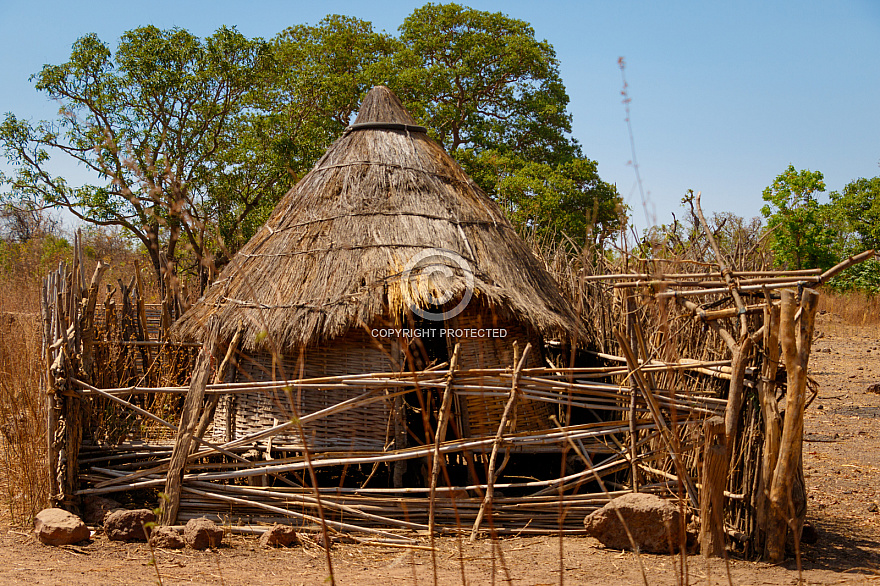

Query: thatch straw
173;86;584;351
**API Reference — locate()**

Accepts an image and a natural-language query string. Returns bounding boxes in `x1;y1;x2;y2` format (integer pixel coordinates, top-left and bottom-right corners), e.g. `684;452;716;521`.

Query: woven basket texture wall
213;328;394;451
446;302;552;438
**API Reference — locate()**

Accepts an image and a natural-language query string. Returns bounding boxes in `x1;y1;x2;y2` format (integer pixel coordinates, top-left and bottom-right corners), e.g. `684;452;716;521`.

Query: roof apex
353;86;418;126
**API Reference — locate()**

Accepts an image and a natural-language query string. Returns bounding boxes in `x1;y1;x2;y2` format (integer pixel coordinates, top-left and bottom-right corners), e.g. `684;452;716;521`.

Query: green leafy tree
829;176;880;252
271;15;398;143
760;165;837;270
263;6;623;246
392;3;622;244
820;176;880;293
395;3;577;162
216;16;399;252
3;6;624;274
462;151;621;244
0;26;272;291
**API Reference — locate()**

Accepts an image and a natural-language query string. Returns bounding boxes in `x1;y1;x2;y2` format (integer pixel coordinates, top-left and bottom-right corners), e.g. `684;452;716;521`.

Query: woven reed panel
212;328;394;452
446;303;552;438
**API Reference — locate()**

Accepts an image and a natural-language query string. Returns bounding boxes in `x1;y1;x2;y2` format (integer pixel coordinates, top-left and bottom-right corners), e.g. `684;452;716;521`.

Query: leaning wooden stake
765;288;818;562
700;416;727;557
429;344;461;535
191;324;242;453
470;343;531;541
724;335;753;447
429;343;460;586
161;319;220;525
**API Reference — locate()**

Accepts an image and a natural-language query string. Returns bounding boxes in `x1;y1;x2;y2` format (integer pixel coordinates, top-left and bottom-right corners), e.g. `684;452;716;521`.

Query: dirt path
801;311;880;575
1;312;878;585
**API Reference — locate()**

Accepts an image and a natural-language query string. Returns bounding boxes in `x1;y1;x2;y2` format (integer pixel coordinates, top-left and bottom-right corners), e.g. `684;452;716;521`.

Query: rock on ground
259;524;300;548
184;518;224;550
149;526;185;549
583;493;684;553
34;508;90;546
104;509;155;542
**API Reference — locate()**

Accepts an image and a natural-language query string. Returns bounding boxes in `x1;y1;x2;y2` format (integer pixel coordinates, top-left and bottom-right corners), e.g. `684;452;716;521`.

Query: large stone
259;524;300;548
149;525;185;549
105;509;155;542
583;493;685;553
34;508;90;546
184;518;224;550
82;495;122;526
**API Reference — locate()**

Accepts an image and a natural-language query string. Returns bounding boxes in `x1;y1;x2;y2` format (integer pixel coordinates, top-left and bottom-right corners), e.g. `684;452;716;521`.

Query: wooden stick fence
41;228;877;558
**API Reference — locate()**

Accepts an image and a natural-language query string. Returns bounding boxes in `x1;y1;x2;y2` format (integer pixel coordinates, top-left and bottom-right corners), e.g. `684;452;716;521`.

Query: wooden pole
470;343;531;541
700;416;727;557
429;344;460;535
160;319;220;525
765;288;818;562
42;274;60;505
191;325;242;453
757;298;781;548
79;261;108;383
724;335;753;447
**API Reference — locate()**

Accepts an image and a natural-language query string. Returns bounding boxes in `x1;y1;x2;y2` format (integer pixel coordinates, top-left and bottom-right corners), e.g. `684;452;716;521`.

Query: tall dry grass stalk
0;278;47;524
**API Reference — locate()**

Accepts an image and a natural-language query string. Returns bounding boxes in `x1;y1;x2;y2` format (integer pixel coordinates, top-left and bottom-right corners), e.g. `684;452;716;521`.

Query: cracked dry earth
1;311;879;585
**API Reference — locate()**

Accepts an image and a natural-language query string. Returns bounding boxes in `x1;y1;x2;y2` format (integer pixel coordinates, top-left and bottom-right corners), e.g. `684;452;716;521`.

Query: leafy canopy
393;4;622;244
0;25;272;290
2;5;624;289
760;165;836;270
829;176;880;252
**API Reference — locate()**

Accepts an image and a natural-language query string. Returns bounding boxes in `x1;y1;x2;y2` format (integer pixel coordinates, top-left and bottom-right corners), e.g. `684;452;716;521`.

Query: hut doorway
405;318;449;371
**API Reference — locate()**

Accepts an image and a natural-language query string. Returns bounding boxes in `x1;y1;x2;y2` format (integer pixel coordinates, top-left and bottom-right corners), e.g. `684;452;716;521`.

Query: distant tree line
641;167;880;293
760;165;880;292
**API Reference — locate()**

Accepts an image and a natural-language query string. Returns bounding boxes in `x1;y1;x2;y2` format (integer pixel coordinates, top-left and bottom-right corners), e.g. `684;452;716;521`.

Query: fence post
700;416;727;556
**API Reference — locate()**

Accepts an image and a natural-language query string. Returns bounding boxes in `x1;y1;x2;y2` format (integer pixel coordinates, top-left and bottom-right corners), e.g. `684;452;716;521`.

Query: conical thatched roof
174;86;584;352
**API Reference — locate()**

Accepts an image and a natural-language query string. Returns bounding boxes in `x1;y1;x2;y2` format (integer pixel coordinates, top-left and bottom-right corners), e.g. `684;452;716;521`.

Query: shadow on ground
793;515;880;575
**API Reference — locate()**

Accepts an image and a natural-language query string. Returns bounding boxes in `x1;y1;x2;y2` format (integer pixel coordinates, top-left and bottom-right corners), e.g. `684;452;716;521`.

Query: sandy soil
1;312;879;585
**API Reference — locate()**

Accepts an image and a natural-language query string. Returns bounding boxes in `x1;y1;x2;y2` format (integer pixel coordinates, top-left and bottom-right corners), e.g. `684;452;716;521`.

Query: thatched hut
174;86;584;456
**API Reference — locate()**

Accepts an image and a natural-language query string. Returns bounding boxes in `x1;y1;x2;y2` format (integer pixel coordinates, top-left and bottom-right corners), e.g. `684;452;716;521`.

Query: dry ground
1;312;879;585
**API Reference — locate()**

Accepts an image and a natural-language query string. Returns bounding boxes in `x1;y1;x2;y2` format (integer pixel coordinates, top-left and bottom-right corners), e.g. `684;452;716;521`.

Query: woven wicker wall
446;302;553;438
212;328;395;451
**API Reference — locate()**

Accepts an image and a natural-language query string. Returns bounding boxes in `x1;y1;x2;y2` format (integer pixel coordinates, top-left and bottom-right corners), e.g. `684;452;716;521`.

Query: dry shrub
0;288;46;525
0;227;153;525
817;290;880;327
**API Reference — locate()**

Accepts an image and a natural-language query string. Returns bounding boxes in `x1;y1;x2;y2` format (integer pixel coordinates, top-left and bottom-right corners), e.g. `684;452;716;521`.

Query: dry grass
817;289;880;327
0;276;46;525
0;228;157;525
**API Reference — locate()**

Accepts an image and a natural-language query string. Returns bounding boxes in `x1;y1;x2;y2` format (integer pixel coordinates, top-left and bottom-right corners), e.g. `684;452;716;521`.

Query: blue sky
1;0;878;232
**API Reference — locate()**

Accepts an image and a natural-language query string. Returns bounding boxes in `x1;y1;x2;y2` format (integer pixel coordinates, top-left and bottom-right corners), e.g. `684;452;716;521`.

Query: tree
0;201;59;243
829;176;880;252
271;15;398;142
392;3;622;244
760;165;836;270
0;26;272;293
3;7;624;276
462;151;622;245
395;3;577;162
264;6;623;246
